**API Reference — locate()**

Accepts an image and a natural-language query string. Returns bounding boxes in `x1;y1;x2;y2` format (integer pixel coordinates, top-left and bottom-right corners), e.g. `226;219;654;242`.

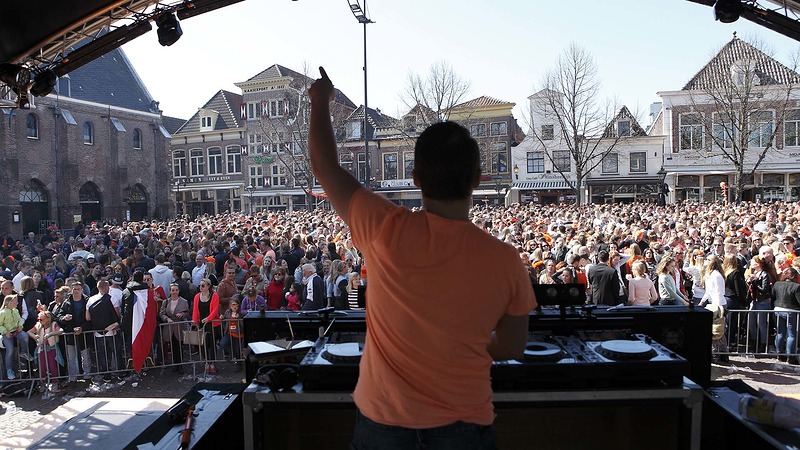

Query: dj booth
239;284;716;449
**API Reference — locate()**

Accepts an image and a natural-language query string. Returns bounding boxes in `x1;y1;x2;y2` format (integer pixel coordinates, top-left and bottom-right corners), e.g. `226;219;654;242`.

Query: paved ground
1;355;798;447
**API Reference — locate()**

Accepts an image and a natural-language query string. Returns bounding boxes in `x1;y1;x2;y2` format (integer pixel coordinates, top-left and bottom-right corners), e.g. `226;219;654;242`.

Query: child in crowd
28;310;63;392
218;298;244;366
285;283;302;311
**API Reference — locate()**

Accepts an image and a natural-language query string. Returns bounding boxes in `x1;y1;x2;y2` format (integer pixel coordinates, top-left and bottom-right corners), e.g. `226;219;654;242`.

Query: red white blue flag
131;289;156;373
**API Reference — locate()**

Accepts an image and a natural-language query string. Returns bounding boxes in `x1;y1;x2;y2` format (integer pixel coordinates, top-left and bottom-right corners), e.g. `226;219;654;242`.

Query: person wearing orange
309;67;536;449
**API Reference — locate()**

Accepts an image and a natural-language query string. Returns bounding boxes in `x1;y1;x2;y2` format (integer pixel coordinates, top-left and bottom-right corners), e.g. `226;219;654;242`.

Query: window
357;153;367;182
470;124;486;137
208;147;223;175
602;153;618;174
527;152;544;173
630;152;646;173
491;143;507;173
247;102;262;120
490;122;508;136
680;113;704;151
57;76;70;96
83;121;93;144
785;109;800;147
403;152;414;178
340;152;353;173
617;120;631;137
347;122;361;139
541;124;554;140
26;114;38;139
748;110;774;148
383;153;398;180
133;128;142;149
226;145;241;174
269;99;286;118
269;165;285;187
190;148;204;176
200;116;213;130
248;132;263;154
553;151;571;172
293;163;311;187
268;131;285;153
713;112;734;149
172;150;187;178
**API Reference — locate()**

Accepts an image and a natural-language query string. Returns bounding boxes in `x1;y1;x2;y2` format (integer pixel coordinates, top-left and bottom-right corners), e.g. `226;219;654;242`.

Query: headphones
256;364;299;392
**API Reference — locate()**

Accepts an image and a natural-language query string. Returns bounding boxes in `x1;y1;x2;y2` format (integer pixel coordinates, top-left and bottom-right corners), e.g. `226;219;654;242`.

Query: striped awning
514;181;572;190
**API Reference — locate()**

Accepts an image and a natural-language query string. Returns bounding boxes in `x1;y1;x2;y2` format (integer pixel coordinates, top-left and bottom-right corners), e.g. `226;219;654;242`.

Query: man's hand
308;67;335;105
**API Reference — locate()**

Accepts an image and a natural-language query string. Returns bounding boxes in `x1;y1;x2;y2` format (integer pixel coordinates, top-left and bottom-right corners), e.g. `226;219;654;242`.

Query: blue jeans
2;331;31;375
747;301;773;350
775;310;798;357
350;410;496;450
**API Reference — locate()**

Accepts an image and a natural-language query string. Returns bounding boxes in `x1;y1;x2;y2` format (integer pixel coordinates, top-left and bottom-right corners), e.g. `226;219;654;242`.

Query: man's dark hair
597;250;610;263
414;121;479;200
133;270;144;283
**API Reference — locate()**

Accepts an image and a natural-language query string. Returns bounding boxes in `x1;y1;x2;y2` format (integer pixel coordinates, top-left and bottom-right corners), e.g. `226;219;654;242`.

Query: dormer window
347;121;362;139
731;59;759;86
617;120;631;137
200;116;213;130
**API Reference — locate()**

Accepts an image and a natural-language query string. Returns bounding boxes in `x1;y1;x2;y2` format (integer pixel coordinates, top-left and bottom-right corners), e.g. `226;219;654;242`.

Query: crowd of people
0;198;799;393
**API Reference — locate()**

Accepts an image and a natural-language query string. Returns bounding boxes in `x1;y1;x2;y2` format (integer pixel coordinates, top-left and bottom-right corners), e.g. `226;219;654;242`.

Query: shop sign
381;179;414;188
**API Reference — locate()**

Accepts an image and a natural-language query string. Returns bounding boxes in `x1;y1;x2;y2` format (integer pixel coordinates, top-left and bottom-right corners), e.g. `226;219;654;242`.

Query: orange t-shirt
348;188;536;428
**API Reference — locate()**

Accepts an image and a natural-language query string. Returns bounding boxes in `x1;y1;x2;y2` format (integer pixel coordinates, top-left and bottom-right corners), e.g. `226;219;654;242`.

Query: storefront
587;178;661;204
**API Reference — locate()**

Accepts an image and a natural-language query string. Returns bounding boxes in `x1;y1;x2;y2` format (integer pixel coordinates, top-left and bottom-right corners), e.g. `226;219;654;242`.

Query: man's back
349;189;534;428
588;263;619;305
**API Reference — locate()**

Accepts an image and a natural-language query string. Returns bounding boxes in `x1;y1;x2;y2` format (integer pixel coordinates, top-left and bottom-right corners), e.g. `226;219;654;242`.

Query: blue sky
121;0;800;124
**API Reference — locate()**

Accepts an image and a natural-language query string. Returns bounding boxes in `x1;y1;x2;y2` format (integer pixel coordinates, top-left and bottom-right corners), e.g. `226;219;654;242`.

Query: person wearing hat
108;274;125;315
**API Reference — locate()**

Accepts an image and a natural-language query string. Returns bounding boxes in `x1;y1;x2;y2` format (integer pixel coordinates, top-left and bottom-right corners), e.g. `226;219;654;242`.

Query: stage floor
3;397;176;450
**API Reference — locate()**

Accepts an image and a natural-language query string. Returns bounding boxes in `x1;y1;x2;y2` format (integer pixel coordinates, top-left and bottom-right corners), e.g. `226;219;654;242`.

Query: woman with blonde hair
628;260;657;306
328;259;349;310
684;250;706;306
657;255;690;306
27;310;63;392
700;255;726;308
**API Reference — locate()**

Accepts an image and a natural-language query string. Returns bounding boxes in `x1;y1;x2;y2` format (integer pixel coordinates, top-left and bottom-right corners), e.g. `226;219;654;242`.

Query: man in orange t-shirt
309;67;536;449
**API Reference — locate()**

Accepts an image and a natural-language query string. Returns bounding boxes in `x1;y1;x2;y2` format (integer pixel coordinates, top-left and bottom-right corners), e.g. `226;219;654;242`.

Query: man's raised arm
308;67;363;224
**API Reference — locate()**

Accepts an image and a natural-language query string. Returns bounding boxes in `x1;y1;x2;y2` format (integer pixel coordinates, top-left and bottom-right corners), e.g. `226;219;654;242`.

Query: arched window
26;114;38;139
83;121;93;145
133;128;142;149
173;150;187;177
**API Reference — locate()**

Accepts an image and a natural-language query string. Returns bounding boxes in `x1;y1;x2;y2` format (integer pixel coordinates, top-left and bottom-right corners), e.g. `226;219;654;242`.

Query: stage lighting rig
156;12;183;46
176;0;245;20
54;20;153;77
714;0;743;23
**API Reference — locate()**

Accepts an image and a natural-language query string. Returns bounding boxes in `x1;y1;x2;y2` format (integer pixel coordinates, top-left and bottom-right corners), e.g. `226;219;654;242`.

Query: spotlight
714;0;743;23
156;13;183;46
0;63;32;88
30;69;57;97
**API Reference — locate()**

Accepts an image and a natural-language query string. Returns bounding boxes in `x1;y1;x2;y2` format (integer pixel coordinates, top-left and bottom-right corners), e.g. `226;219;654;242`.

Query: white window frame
748;110;774;148
226;145;241;174
679;112;704;151
403;152;414;179
207;147;223;175
713;112;735;150
172;150;187;178
247;102;262;120
785;109;800;147
347;121;361;140
270;164;286;187
269;99;286;118
190;148;204;176
527;152;544;173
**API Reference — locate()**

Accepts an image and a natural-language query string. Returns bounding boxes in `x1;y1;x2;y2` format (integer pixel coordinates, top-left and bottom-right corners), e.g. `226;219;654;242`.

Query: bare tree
524;43;624;205
256;64;353;211
401;60;471;126
682;36;800;202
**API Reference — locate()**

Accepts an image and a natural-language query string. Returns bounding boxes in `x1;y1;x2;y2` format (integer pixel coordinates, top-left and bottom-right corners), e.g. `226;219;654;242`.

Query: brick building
0;46;176;236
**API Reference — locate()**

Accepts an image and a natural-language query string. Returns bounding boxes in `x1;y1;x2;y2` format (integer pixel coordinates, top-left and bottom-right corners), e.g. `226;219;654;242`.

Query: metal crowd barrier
712;308;799;360
0;318;245;399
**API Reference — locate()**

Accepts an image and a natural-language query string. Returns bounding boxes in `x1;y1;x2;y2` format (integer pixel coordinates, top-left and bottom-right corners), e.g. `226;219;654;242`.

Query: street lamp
657;166;667;206
174;179;187;216
348;0;373;188
493;175;503;205
245;184;255;215
513;164;519;180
